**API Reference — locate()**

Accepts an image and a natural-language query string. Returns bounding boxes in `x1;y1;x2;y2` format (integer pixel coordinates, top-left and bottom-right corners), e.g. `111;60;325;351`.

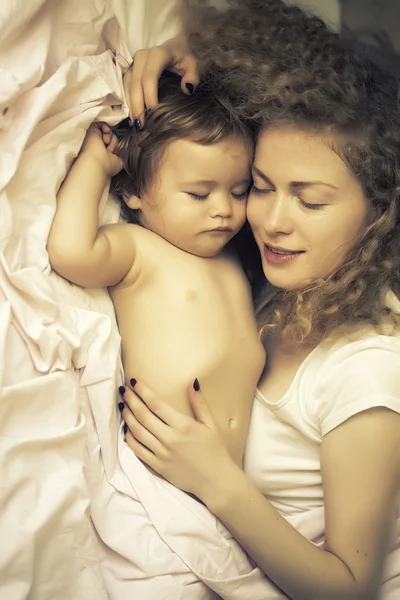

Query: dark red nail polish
123;423;128;435
186;82;194;94
118;402;124;412
119;385;126;395
134;119;142;131
130;378;137;388
193;378;200;391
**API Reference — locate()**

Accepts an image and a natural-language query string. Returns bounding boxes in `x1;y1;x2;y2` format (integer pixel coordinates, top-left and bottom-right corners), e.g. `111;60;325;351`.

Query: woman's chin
261;266;301;291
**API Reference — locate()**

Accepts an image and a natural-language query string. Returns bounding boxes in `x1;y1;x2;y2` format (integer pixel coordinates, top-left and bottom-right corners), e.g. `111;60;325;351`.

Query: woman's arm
47;123;136;288
204;407;400;600
121;379;400;600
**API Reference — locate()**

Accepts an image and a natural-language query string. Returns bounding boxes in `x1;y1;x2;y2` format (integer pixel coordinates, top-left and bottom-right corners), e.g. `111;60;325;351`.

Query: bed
1;1;398;599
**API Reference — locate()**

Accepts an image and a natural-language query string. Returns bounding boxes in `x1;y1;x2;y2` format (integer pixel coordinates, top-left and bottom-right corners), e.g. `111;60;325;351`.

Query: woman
120;1;400;599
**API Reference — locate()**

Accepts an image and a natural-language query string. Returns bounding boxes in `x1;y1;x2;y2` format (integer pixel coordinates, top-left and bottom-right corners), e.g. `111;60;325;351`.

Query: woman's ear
124;194;141;210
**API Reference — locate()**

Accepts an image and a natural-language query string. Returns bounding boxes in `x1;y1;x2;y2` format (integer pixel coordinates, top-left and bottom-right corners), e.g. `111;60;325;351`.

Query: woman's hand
124;34;200;128
80;122;123;177
120;378;237;503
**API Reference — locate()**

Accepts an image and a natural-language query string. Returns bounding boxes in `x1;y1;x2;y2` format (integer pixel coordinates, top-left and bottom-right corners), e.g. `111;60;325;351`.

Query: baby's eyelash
187;192;209;201
232;190;249;200
187;190;249;202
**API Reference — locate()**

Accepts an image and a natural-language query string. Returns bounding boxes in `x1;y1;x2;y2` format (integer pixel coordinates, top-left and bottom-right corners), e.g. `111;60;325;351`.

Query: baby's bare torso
110;225;265;465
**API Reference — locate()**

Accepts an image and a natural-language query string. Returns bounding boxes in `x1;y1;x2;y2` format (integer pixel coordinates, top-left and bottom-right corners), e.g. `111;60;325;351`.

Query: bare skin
118;117;400;600
111;226;265;465
47;123;265;465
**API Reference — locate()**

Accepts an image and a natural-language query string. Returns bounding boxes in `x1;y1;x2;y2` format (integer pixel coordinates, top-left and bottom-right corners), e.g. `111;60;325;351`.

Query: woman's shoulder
308;329;400;436
316;289;400;364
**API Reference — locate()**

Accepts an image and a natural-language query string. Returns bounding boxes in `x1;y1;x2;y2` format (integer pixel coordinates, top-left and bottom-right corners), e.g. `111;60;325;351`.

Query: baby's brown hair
111;71;254;224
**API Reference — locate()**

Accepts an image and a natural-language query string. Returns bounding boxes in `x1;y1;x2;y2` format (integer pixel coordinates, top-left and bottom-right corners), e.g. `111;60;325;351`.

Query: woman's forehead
256;125;342;168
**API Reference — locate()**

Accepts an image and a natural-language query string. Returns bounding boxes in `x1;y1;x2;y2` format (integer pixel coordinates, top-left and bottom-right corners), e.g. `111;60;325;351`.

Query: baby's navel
186;289;197;302
228;417;237;429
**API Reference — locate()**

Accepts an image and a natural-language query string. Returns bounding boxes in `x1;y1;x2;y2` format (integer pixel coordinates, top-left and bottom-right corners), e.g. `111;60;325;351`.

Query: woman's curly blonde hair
184;0;400;345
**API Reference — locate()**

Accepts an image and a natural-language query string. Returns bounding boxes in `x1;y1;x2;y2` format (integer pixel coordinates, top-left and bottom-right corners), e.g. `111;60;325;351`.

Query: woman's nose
262;195;293;235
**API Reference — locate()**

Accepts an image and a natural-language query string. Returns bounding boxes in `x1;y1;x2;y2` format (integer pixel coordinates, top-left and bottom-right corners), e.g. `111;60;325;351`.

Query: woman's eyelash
298;198;325;210
250;185;325;210
249;184;274;195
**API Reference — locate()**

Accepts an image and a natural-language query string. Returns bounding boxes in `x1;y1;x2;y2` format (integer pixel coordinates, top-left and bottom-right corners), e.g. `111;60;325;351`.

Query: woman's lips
263;244;304;265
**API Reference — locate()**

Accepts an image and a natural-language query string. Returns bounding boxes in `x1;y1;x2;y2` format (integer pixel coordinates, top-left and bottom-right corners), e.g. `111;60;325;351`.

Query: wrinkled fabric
3;1;397;599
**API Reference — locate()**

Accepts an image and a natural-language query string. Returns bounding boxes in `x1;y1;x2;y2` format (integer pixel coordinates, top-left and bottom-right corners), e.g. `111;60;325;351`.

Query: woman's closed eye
249;184;274;196
250;185;325;211
298;197;325;210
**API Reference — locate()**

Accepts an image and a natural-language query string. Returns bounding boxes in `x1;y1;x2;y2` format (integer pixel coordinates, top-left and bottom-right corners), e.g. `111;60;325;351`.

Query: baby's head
111;72;254;257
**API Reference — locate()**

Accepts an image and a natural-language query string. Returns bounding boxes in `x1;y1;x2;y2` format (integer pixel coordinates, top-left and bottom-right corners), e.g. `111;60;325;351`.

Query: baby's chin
175;237;237;259
184;247;226;259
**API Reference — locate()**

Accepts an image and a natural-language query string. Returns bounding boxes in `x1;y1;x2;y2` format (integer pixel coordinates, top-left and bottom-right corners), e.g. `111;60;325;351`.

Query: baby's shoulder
124;223;173;263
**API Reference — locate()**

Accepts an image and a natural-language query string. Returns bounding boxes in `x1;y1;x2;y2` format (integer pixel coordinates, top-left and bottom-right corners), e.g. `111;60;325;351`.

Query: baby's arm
47;123;136;288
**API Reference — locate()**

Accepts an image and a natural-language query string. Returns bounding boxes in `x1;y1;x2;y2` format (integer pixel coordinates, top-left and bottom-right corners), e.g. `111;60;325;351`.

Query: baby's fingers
98;122;111;134
110;153;124;176
107;134;119;154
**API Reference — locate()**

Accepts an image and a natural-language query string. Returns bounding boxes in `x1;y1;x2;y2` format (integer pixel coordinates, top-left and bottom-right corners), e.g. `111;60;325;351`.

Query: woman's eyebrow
252;166;338;190
252;166;274;186
291;181;338;191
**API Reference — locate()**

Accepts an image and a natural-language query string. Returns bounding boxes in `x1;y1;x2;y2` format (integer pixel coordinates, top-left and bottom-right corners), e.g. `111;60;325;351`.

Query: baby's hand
81;122;123;176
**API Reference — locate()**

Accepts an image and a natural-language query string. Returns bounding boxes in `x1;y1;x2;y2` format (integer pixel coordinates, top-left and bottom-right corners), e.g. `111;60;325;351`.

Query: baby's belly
122;320;265;465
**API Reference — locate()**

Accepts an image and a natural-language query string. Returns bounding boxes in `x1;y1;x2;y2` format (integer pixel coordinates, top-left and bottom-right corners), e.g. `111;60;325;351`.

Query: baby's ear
124;194;141;210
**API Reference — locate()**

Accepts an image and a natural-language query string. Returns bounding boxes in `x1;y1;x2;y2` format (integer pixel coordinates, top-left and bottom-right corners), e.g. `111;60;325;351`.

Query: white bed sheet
1;1;399;599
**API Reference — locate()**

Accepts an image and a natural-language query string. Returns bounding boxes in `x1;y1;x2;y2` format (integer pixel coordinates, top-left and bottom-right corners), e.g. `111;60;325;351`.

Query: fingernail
123;423;128;435
193;378;200;391
186;82;194;94
134;119;142;131
118;402;124;412
119;385;126;396
130;378;137;388
128;118;134;127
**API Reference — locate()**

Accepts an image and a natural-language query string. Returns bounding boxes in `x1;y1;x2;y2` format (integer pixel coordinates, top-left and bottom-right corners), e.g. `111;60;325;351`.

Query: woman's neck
258;329;316;403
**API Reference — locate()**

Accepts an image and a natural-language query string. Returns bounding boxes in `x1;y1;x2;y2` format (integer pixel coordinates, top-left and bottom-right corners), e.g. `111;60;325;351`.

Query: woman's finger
140;46;174;110
179;55;201;95
122;385;174;441
161;34;200;95
187;379;215;428
125;379;188;431
123;66;134;122
123;61;145;124
126;49;148;124
125;430;161;472
122;407;164;456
